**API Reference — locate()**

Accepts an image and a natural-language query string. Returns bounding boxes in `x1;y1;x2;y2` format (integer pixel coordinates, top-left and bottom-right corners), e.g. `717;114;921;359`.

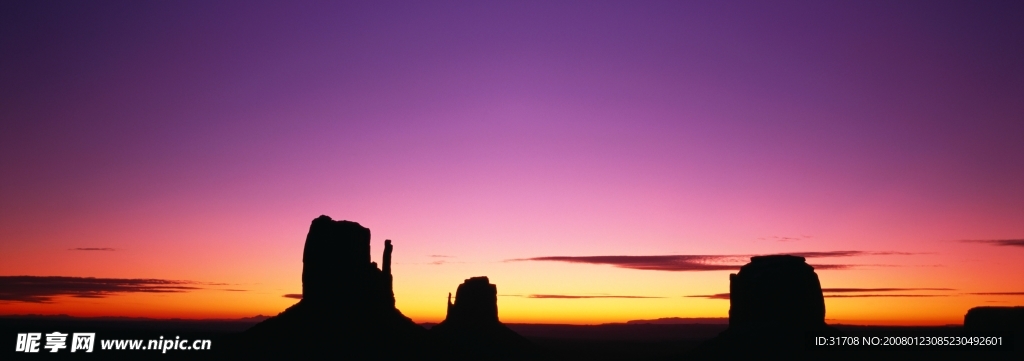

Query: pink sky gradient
1;1;1022;325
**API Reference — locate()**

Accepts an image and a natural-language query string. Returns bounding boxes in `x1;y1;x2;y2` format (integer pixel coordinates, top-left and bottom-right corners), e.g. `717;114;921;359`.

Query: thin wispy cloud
685;293;731;300
428;259;464;266
805;264;853;270
282;294;303;299
960;239;1024;248
786;251;918;258
509;251;912;272
759;235;813;242
687;294;950;299
825;294;948;298
505;294;664;299
69;248;115;251
822;288;954;293
512;255;741;271
0;276;215;303
687;288;955;300
964;292;1024;296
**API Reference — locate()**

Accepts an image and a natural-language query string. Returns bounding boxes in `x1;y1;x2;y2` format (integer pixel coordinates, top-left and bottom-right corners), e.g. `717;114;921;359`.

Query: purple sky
1;1;1022;323
5;1;1021;212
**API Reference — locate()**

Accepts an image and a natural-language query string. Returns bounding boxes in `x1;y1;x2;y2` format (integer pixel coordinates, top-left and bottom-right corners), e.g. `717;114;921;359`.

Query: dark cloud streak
825;294;948;298
965;292;1024;296
514;255;742;271
501;294;663;299
510;251;912;272
685;293;731;300
0;276;221;303
822;288;954;292
688;288;956;300
527;294;663;299
960;239;1024;248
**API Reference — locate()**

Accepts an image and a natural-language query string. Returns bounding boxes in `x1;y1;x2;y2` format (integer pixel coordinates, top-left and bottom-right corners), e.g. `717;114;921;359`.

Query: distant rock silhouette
624;317;728;325
430;276;536;360
443;277;499;326
964;306;1024;335
237;215;431;360
690;255;842;359
965;306;1023;354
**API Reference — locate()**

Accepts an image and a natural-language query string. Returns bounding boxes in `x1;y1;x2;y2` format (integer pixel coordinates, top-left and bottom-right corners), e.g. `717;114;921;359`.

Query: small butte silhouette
431;276;537;359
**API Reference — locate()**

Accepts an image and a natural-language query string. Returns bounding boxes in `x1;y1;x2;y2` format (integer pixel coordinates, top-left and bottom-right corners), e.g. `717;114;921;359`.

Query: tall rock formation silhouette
691;255;842;359
430;276;536;360
728;255;826;330
237;215;431;360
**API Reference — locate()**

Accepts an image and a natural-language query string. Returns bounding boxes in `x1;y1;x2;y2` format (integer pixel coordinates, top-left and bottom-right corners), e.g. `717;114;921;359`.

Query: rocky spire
383;239;393;275
447;292;453;317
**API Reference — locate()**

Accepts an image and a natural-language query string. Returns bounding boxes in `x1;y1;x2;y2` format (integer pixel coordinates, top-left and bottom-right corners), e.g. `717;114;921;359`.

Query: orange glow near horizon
2;1;1023;329
3;232;1021;326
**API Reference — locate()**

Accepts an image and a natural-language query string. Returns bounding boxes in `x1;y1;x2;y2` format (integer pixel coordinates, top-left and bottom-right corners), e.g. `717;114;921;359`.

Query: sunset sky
1;1;1022;326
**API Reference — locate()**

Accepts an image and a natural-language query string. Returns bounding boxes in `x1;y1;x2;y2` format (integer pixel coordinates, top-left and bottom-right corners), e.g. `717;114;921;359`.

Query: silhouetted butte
690;255;842;359
965;306;1023;354
430;276;536;360
237;215;431;360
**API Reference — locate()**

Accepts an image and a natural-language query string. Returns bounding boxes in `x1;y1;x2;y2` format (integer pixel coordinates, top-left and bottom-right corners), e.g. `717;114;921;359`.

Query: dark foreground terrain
2;316;1019;360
